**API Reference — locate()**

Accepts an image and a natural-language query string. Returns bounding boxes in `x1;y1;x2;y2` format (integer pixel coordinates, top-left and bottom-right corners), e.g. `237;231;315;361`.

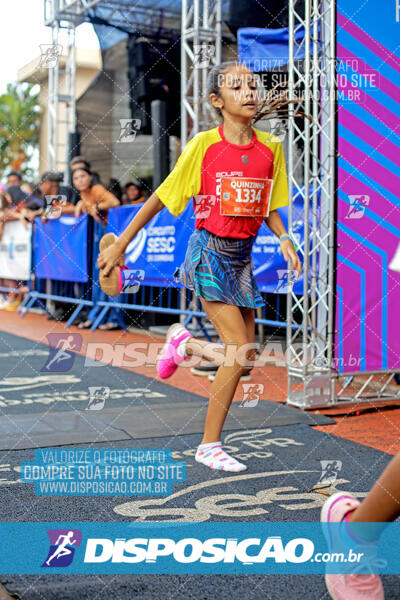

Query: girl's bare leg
185;306;257;370
185;337;226;366
197;299;253;444
240;306;256;375
348;452;400;540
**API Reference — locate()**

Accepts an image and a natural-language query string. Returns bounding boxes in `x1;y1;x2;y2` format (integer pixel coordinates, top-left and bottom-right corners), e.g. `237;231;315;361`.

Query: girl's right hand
97;241;125;276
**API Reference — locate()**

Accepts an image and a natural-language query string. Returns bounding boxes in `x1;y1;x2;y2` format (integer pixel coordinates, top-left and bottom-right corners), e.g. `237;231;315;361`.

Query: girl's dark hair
207;61;309;125
124;181;142;191
70;155;91;169
71;166;92;177
207;61;238;119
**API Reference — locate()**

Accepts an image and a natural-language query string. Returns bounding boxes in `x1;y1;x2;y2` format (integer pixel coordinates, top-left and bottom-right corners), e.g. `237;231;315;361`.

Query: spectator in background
70;156;101;185
0;190;29;238
73;167;119;224
4;184;43;221
21;182;34;195
0;189;30;311
72;166;123;330
36;172;79;322
123;181;146;205
39;171;78;220
20;183;45;223
107;178;123;203
6;171;22;187
6;185;27;210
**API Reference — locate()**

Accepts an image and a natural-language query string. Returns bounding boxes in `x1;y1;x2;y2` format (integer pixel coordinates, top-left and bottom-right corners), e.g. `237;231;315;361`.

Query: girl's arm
98;193;165;275
264;209;302;277
96;186;120;211
74;199;86;219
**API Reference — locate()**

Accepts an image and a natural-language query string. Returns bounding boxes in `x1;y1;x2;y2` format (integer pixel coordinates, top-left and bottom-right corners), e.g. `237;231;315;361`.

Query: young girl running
98;61;302;472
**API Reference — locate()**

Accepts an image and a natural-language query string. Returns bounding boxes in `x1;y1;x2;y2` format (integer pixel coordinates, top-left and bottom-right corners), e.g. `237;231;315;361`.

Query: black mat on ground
0;331;332;449
0;425;398;599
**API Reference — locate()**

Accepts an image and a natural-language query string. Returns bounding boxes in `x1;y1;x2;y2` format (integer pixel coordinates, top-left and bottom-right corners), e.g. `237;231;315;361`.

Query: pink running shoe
321;492;384;600
157;323;193;379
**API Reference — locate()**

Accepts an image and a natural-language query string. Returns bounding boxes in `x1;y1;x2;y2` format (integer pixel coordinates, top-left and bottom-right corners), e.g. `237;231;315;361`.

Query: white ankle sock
195;441;247;472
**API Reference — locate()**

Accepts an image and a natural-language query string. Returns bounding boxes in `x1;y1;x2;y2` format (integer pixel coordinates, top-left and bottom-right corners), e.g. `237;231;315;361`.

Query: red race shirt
155;124;289;239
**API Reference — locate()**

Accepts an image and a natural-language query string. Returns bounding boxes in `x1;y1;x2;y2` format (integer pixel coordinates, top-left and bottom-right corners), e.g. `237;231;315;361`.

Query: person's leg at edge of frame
321;452;400;599
348;451;400;536
193;299;255;472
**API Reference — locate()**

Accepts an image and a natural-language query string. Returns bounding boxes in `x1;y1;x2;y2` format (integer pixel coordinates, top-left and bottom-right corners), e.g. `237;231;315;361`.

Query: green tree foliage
0;83;40;177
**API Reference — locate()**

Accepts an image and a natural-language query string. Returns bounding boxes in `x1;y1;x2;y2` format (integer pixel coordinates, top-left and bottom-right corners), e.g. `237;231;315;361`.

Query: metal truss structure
180;0;222;146
285;0;337;408
286;0;400;408
46;18;76;181
44;0;181;30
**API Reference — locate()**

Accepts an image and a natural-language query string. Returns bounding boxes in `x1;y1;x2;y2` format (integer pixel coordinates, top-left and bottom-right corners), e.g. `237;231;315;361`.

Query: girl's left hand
280;239;302;278
88;204;101;223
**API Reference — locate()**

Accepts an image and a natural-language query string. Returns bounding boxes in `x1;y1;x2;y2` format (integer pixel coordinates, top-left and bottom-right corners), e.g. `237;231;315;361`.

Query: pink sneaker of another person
321;492;384;600
157;323;193;379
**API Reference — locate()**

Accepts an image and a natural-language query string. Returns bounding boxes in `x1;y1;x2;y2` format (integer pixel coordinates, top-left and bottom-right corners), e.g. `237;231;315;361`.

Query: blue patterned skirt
174;228;265;308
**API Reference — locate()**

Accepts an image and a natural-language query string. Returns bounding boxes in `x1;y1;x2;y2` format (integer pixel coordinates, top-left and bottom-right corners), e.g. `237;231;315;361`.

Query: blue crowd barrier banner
107;203;194;287
107;197;305;294
34;215;89;283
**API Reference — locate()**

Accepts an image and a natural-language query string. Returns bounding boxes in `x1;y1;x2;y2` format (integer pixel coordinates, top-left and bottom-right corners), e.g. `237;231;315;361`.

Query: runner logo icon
121;269;145;293
275;269;298;293
87;386;110;410
193;195;216;219
240;383;264;407
345;195;370;219
42;529;82;567
318;460;343;486
41;334;82;372
117;119;141;143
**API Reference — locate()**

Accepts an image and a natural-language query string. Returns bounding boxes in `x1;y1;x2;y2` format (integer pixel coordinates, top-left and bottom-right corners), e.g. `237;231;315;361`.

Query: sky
0;0;100;93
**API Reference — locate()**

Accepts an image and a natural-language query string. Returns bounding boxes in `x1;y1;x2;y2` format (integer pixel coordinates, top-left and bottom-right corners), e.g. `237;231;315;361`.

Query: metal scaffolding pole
286;0;337;409
45;2;78;182
181;0;221;146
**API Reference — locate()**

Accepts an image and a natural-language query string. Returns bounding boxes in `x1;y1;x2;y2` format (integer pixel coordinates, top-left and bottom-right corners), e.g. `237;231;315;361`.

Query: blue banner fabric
238;26;309;70
34;215;89;283
107;203;194;288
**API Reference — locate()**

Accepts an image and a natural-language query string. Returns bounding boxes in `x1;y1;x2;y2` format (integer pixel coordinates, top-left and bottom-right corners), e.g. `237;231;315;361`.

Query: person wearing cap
39;171;78;219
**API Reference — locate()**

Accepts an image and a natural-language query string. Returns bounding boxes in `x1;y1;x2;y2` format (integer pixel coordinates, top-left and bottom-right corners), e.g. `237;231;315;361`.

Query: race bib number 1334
220;177;273;217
